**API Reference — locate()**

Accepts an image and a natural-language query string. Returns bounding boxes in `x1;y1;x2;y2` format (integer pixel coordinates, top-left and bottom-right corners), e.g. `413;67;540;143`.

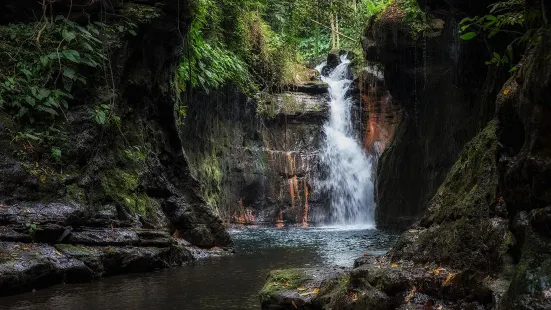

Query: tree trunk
330;13;336;49
336;13;340;49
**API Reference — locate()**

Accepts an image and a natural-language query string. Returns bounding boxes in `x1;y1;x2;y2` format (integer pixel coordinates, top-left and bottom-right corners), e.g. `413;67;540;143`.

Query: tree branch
306;17;358;42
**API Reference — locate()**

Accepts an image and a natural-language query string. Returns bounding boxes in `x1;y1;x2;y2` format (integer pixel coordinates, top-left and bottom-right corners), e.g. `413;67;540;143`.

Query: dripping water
317;55;376;228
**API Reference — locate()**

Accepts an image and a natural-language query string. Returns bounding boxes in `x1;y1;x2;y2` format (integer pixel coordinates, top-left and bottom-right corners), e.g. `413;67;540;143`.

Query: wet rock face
357;67;401;157
181;86;330;226
366;2;502;230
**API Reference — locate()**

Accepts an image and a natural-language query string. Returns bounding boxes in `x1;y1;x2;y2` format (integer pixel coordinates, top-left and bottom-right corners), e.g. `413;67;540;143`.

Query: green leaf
81;42;95;51
20;69;32;78
36;88;51;100
50;147;62;162
24;96;36;107
62;29;77;42
62;68;76;80
460;32;477;40
486;15;497;21
62;50;81;63
94;110;106;125
23;133;40;141
17;107;28;117
488;27;500;38
40;56;49;66
63;78;73;92
37;106;59;115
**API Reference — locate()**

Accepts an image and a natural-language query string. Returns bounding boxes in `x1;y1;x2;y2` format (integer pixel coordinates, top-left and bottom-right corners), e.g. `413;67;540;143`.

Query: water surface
1;227;395;310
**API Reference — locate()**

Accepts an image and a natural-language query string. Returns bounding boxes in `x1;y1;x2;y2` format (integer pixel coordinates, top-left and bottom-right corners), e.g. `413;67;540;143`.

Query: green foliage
397;0;431;36
93;103;120;126
459;0;545;70
179;0;258;95
13;125;67;147
50;146;62;163
124;146;146;163
180;0;392;95
0;17;106;122
180;37;253;93
25;221;42;239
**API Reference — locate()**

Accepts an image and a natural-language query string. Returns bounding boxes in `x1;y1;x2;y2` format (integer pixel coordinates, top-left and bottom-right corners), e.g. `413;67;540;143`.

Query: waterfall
318;55;376;228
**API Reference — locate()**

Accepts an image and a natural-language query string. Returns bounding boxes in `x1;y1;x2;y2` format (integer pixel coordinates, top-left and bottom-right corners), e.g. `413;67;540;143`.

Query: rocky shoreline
0;202;233;297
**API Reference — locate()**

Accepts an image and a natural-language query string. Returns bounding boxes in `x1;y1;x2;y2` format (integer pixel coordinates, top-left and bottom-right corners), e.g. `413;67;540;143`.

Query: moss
427;120;498;224
260;269;310;300
280;94;306;114
257;95;280;119
100;168;153;216
316;274;352;309
66;184;86;203
391;121;507;272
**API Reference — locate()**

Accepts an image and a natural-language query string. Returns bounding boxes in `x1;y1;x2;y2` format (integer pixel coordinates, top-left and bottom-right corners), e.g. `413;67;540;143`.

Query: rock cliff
0;0;231;295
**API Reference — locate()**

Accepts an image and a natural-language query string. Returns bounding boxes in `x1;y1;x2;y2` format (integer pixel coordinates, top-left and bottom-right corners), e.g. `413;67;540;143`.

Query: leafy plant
397;0;431;36
25;222;42;240
459;0;545;71
50;146;62;163
0;16;107;122
93;103;120;126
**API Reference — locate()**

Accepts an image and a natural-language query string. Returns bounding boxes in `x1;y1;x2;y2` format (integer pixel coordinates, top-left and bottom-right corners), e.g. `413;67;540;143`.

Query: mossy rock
100;168;154;216
260;269;310;300
390;121;508;272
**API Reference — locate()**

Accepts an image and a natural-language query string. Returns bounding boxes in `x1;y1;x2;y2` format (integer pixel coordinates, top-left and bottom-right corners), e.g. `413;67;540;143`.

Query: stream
1;227;396;310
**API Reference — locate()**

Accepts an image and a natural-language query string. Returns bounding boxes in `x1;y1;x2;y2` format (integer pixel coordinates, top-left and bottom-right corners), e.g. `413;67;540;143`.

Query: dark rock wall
496;29;551;309
366;1;503;230
0;0;232;295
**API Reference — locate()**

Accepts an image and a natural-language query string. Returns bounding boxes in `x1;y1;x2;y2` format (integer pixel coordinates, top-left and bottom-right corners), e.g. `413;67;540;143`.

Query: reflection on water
1;227;395;310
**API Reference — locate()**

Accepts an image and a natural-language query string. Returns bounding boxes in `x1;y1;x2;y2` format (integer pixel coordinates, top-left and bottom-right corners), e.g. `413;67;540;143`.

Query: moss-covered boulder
260;268;346;310
390;120;509;274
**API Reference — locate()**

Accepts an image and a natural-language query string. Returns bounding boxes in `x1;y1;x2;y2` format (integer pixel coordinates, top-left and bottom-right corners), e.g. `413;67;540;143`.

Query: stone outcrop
0;0;232;295
181;85;330;226
366;1;502;230
495;29;551;309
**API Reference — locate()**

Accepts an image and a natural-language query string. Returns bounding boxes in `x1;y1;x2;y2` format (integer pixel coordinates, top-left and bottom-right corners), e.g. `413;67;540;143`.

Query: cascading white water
318;55;376;228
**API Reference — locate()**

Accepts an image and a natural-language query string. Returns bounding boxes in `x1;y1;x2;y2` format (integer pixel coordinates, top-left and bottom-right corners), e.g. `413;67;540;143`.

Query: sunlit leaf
460;32;477;40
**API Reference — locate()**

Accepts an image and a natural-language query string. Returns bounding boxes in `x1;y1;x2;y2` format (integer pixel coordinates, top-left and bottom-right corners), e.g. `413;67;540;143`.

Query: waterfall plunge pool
1;227;396;310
